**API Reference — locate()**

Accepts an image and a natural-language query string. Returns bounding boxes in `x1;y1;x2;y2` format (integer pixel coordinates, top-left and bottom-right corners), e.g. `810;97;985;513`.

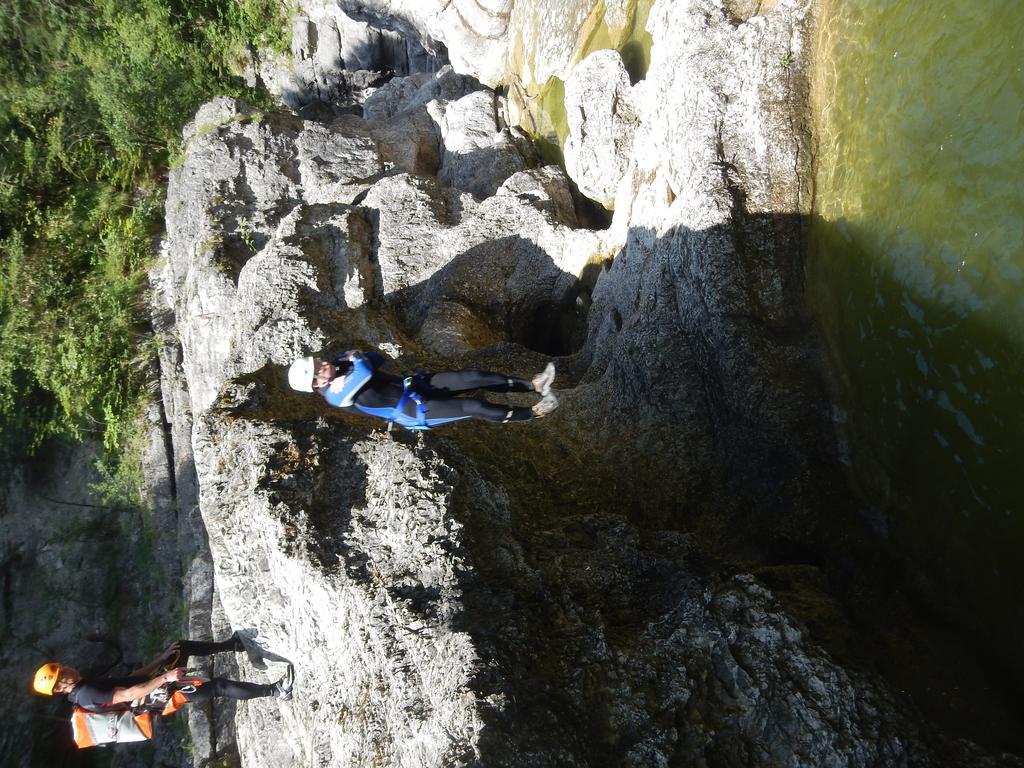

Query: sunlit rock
149;2;1014;767
563;49;639;208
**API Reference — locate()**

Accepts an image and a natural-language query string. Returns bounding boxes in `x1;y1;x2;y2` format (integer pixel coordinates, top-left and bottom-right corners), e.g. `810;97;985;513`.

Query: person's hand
158;640;182;665
162;667;186;685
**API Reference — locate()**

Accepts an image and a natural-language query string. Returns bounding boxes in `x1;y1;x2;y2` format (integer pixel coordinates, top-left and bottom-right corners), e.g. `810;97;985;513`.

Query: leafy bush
0;0;287;464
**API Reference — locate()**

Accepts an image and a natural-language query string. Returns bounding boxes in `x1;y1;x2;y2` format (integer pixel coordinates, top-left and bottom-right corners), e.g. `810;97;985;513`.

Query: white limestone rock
363;73;435;122
259;1;440;115
149;2;1016;767
563;49;639;209
334;0;512;86
433;90;523;199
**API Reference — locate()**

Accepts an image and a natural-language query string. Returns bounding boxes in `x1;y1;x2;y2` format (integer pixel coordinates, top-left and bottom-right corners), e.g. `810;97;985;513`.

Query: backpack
70;707;153;748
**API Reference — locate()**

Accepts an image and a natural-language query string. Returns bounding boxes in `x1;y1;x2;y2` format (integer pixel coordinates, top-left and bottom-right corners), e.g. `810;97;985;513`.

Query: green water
808;0;1024;690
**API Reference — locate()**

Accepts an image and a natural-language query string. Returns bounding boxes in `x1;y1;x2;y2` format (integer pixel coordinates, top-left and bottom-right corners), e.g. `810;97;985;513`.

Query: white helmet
288;356;315;392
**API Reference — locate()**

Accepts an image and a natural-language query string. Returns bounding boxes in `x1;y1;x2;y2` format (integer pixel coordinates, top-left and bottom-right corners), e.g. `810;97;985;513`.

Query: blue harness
354;374;471;431
322;357;470;431
386;376;431;430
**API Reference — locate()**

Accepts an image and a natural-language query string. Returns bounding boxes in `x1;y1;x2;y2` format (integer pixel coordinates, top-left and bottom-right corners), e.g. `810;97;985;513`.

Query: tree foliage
0;0;287;461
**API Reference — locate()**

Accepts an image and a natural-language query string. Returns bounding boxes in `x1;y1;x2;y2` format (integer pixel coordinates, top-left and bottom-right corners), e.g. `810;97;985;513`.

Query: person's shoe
231;632;245;653
531;362;556;395
531;392;558;418
271;664;294;701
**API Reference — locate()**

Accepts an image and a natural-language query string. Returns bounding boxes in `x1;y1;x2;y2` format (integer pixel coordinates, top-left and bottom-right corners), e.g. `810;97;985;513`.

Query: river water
808;0;1024;705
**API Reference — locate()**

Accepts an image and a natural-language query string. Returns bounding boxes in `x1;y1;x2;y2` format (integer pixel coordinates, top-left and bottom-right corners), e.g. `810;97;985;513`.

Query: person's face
53;667;81;693
313;359;337;390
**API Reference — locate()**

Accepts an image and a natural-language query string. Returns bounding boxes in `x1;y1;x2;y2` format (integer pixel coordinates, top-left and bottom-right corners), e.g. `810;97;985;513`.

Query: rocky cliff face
152;1;1018;767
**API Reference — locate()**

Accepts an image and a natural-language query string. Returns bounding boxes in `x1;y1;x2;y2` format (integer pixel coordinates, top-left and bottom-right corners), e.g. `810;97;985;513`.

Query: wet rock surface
149;1;1022;767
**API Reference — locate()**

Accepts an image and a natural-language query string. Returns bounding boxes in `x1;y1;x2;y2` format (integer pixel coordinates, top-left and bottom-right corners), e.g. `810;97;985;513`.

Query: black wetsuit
68;638;273;712
334;356;536;424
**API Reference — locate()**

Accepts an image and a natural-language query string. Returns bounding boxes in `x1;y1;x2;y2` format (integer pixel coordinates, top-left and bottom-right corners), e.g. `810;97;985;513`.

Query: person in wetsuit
33;636;293;712
287;350;558;429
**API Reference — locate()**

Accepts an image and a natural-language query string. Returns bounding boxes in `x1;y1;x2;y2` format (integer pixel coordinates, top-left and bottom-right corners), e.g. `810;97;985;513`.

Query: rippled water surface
808;0;1024;685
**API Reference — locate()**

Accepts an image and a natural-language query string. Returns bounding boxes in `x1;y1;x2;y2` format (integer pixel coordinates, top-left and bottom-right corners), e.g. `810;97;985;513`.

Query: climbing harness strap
389;374;430;431
351;368;472;431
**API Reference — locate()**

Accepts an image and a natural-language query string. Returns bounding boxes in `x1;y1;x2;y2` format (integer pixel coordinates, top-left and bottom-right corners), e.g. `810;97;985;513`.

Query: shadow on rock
215;208;1022;764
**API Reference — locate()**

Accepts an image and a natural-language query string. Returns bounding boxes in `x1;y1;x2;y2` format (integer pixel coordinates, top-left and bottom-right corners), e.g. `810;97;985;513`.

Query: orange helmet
33;663;61;695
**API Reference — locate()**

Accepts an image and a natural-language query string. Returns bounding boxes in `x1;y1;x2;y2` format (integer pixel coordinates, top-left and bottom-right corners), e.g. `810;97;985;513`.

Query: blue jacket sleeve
332;350;385;371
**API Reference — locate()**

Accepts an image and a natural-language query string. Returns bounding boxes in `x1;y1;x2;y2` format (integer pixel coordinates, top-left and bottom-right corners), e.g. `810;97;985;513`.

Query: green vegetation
0;0;288;467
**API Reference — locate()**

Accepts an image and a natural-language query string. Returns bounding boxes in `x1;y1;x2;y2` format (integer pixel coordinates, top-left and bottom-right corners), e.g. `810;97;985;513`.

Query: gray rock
363;73;435;121
332;0;511;86
363;67;537;200
148;1;1021;767
258;2;441;117
563;49;639;209
433;90;538;199
295;120;385;203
